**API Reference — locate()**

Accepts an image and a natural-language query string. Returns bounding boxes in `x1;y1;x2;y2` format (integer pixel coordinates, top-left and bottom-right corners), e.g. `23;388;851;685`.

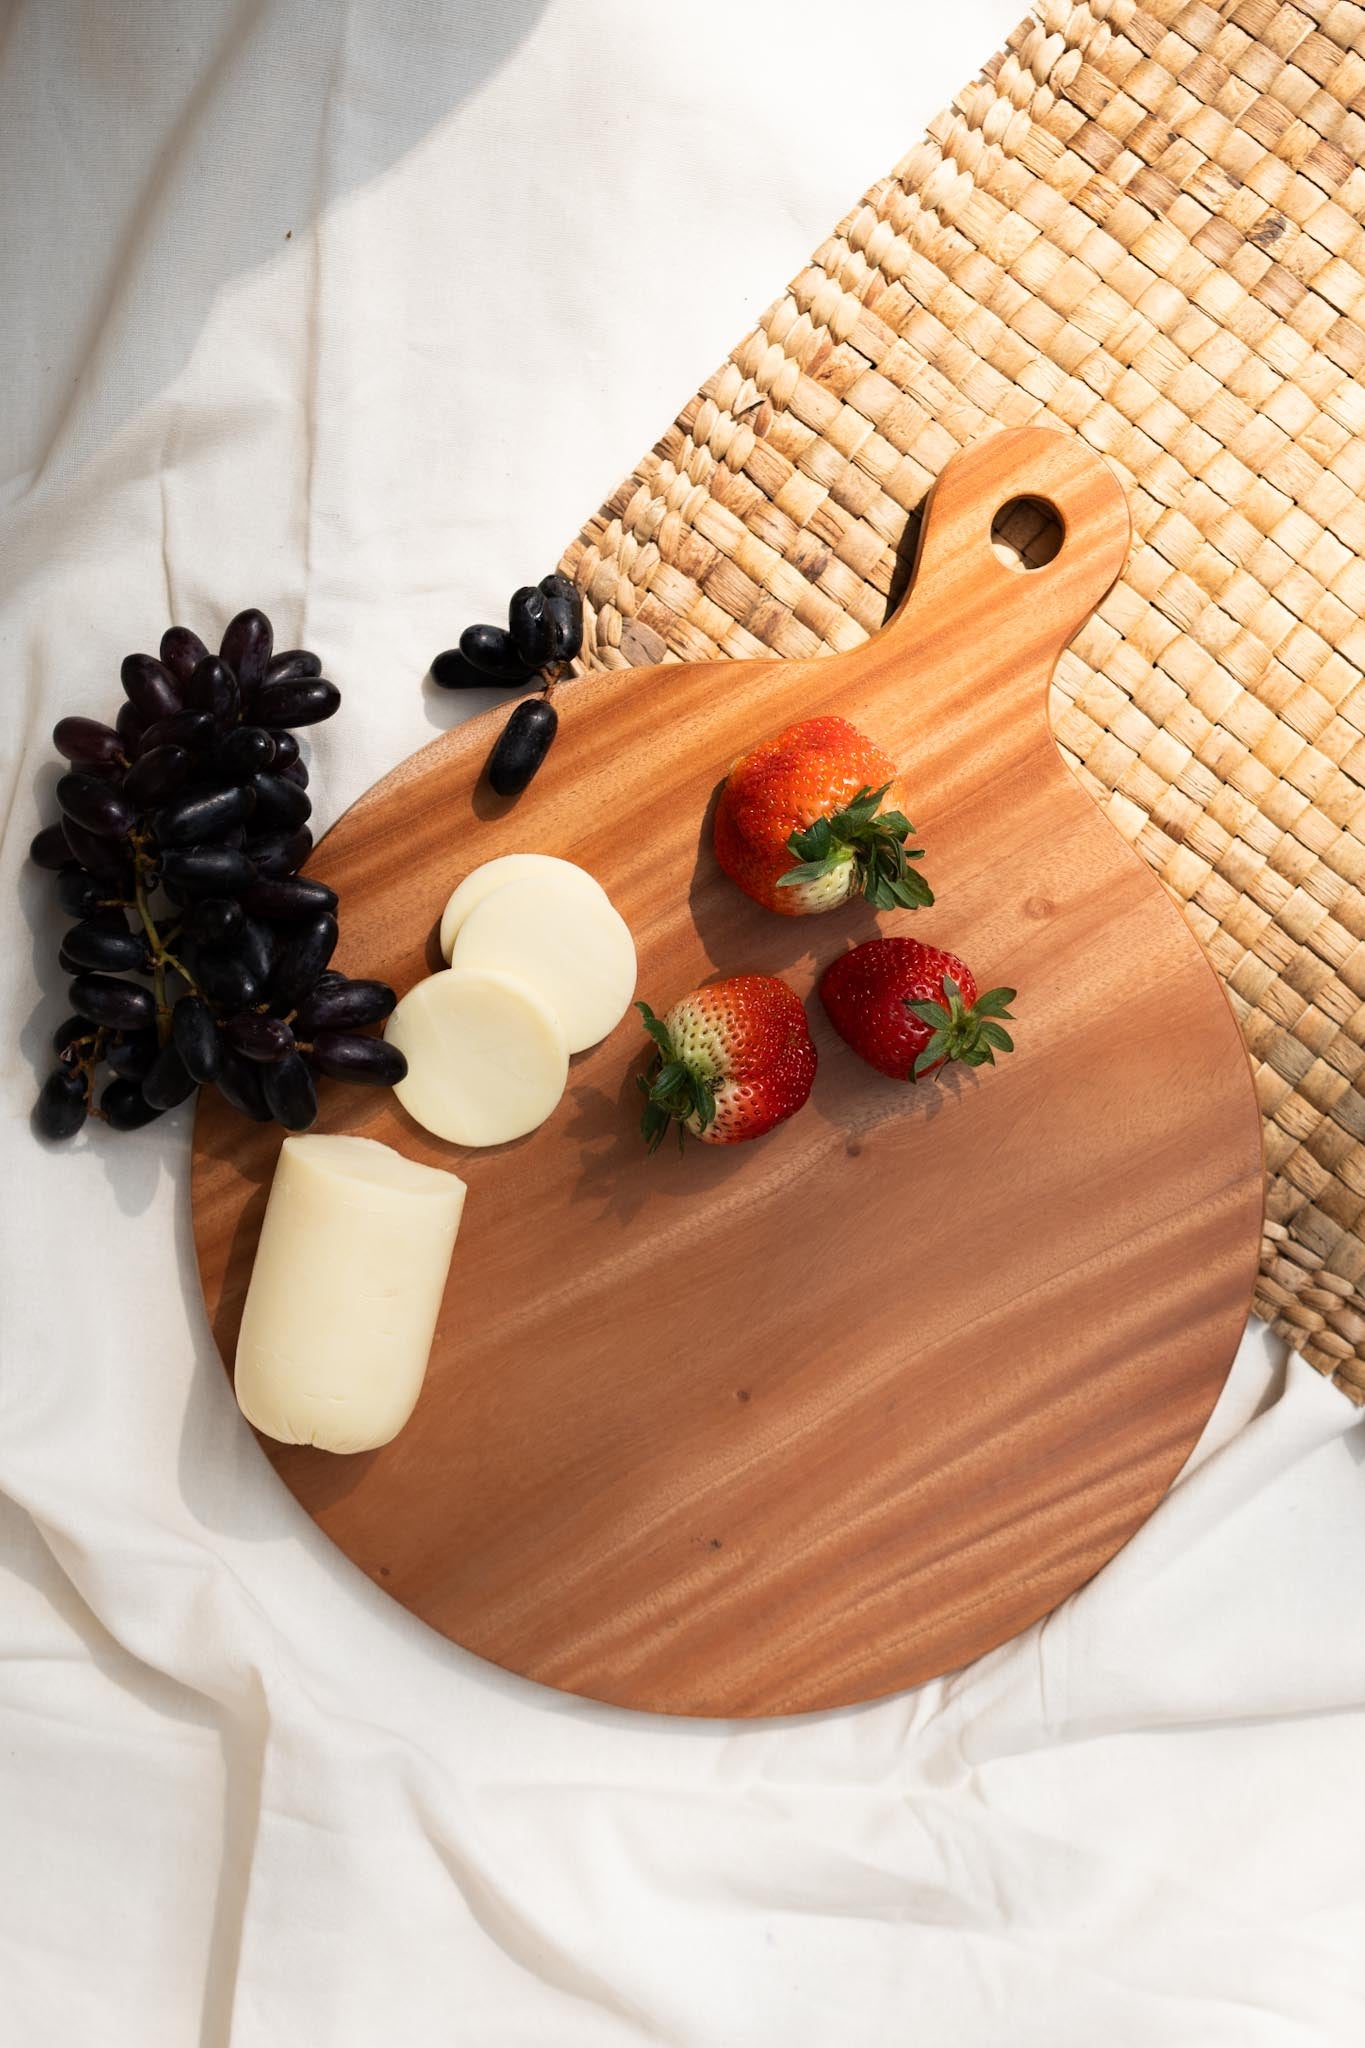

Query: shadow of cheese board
190;427;1265;1717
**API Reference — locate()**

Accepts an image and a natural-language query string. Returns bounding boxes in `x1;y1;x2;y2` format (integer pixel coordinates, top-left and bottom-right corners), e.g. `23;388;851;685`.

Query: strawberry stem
636;1002;716;1152
904;975;1017;1079
779;783;933;911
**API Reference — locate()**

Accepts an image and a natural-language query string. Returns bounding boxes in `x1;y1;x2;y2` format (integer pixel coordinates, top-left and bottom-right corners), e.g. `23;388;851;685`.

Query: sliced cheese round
438;854;609;963
385;967;569;1147
449;873;637;1054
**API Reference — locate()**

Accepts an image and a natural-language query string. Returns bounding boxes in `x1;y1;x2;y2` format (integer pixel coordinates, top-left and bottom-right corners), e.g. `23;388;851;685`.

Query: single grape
306;1031;407;1085
60;818;130;883
52;1015;93;1056
53;717;125;770
115;701;147;750
57;944;82;976
62;920;148;973
123;744;194;809
267;729;300;768
252;678;341;728
141;1042;196;1112
261;1050;318;1130
137;710;216;756
539;572;584;661
429;649;488;689
294;977;396;1033
160;626;209;684
120;652;181;723
152;783;255;848
186;897;244;946
264;650;321;685
248;771;310;832
159;847;257;896
230;916;273;987
226;1012;294;1062
30;823;73;870
221;609;273;699
106;1027;160;1081
486;697;558;797
57;772;134;840
243;827;312;880
55;868;105;917
508;585;554;668
269;912;338;1009
69;973;156;1031
171;994;222;1083
458;623;533;683
280;759;309;790
35;1068;89;1140
185;655;239;728
101;1077;165;1130
243;874;336;922
216;1047;271;1121
194;950;262;1012
214;726;276;780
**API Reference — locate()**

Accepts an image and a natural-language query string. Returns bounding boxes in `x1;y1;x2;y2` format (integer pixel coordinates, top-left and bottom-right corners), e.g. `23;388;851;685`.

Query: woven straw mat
559;0;1365;1403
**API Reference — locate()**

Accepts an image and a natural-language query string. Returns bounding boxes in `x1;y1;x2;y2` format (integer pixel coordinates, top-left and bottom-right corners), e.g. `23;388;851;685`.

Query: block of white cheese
234;1134;466;1454
448;873;637;1054
438;853;609;963
385;966;569;1146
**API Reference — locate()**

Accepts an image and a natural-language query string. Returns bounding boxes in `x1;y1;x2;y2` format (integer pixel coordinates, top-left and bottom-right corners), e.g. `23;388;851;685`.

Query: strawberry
713;715;933;916
636;975;817;1149
819;938;1016;1081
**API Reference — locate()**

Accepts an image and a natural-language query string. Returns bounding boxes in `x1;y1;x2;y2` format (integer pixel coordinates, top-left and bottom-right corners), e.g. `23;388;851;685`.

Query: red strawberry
819;938;1017;1081
713;716;932;916
637;975;817;1149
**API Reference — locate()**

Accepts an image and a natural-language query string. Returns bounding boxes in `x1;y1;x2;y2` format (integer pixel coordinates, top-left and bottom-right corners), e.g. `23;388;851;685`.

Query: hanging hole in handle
990;496;1063;572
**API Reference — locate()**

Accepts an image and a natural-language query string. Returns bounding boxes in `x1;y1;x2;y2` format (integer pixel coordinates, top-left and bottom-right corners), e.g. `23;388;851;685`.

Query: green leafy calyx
903;975;1018;1079
778;783;933;910
636;1002;717;1153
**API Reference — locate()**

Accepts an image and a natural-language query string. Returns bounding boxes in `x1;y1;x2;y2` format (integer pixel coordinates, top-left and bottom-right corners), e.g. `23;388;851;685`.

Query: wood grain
191;428;1265;1717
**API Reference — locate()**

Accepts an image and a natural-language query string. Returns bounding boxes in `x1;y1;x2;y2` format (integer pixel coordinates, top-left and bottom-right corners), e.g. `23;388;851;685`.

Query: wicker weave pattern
562;0;1365;1400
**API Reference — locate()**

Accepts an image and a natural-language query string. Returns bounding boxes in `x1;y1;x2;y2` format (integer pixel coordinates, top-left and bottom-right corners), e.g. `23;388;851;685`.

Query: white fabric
3;4;1364;2042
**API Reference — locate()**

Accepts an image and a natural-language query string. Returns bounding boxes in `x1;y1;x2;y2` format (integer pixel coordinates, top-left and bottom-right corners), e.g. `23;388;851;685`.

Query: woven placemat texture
560;0;1365;1402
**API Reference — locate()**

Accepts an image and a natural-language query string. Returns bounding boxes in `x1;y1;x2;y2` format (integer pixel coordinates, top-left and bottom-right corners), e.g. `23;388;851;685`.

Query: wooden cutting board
191;427;1264;1717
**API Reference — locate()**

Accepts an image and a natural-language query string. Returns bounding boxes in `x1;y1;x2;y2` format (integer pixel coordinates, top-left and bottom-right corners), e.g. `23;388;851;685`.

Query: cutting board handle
883;426;1131;662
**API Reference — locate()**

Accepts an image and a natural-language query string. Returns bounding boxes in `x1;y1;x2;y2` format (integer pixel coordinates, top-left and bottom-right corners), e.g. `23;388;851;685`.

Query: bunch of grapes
30;609;405;1141
429;572;584;796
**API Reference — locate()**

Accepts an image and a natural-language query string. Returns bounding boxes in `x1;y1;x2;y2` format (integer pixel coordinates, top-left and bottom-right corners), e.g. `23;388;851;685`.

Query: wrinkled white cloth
3;4;1364;2043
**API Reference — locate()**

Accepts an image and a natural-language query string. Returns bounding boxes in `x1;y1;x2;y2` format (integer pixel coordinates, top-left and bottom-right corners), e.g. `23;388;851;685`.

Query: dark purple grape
137;710;216;756
267;730;300;768
269;913;338;1009
430;649;489;690
152;783;254;848
101;1077;165;1130
220;609;273;698
252;678;341;730
265;650;321;685
306;1031;407;1085
216;1047;271;1121
62;920;147;973
458;623;532;683
280;759;309;790
185;656;239;728
171;994;222;1083
60;818;130;883
242;874;336;921
57;944;82;976
116;702;147;750
160;626;209;685
248;772;310;830
294;978;396;1033
123;745;194;809
57;773;134;840
120;653;181;723
508;586;555;668
261;1051;317;1130
55;868;105;917
53;717;125;770
141;1041;196;1111
486;697;558;797
214;726;276;780
235;916;274;986
30;823;72;870
53;1017;93;1059
243;827;312;880
69;974;156;1031
194;950;262;1012
226;1012;294;1062
35;1068;89;1140
106;1027;159;1081
539;572;584;661
312;970;346;993
186;897;243;946
160;847;256;896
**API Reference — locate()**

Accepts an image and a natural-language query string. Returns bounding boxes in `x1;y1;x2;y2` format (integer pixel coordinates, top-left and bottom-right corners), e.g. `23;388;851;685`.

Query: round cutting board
191;429;1265;1717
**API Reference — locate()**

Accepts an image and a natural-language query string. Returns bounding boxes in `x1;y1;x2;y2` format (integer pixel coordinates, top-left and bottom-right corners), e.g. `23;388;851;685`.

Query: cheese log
385;966;569;1146
448;874;637;1053
234;1134;466;1453
438;853;609;963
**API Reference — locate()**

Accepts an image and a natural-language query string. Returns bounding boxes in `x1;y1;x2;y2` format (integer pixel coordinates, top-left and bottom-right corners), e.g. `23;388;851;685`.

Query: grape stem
129;833;201;1042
